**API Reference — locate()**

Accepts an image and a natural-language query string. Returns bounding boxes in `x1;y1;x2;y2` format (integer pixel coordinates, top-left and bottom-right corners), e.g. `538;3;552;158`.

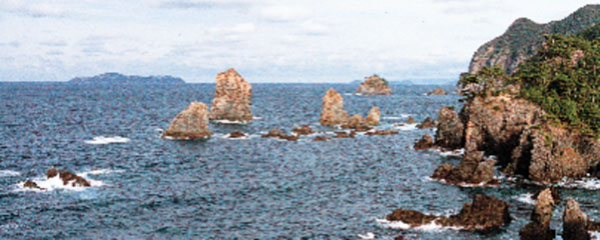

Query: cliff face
468;4;600;75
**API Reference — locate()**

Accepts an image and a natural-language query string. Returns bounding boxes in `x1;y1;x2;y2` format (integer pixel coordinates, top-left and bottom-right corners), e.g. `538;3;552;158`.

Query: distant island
69;72;185;84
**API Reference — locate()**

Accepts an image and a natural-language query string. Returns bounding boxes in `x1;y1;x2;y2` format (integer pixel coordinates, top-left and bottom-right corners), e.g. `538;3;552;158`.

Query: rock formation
434;107;464;149
341;114;371;132
366;107;381;126
261;128;299;141
519;188;556;240
366;129;398;136
407;116;415;124
320;88;349;125
333;131;356;138
563;198;590;240
209;68;253;123
292;125;315;135
47;168;91;187
228;132;247;138
23;180;42;190
386;194;511;232
416;117;435;129
414;134;434;150
163;102;213;139
431;149;496;185
313;136;331;141
468;5;600;75
355;74;392;95
427;87;448;96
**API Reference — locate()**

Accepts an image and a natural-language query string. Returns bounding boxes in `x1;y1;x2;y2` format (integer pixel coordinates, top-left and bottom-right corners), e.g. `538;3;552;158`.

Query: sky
0;0;597;83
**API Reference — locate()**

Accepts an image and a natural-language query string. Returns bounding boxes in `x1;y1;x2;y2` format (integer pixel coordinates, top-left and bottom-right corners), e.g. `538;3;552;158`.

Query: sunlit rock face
209;68;253;123
355;74;392;95
320;88;349;126
163;102;213;139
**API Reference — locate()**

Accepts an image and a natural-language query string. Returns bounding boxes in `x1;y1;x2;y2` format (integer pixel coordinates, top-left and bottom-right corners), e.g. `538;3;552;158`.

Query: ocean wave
437;148;465;157
85;136;130;145
376;218;463;231
556;177;600;190
513;193;535;205
15;168;121;192
394;123;418;131
357;232;375;239
0;170;20;177
212;119;250;124
382;116;402;120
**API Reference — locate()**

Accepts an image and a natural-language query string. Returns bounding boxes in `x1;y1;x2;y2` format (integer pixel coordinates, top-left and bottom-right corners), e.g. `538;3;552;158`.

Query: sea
1;82;599;239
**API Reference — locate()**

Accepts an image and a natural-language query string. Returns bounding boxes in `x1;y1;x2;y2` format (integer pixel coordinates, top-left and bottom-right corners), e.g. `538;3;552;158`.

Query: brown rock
427;87;448;96
366;107;381;126
414;134;434;150
228;131;247;138
519;188;556;240
209;68;253;122
262;128;285;138
320;88;349;126
432;164;453;179
292;125;314;135
563;198;590;240
23;180;42;190
47;167;91;187
355;74;392;95
366;129;399;136
407;116;415;124
313;136;330;141
431;150;496;184
341;114;372;131
435;107;464;149
416;117;435;129
333;131;353;138
162;102;213;139
386;209;438;226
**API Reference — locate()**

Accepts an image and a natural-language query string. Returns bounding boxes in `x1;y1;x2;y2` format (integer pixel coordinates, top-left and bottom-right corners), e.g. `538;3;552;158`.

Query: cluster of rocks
320;88;381;131
261;128;300;141
23;168;91;190
355;74;392;95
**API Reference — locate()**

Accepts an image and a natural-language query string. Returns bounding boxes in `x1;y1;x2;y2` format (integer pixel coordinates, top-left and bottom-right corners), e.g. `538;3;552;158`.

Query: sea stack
320;88;349;126
163;102;213;139
366;107;381;126
355;74;392;95
209;68;253;123
519;188;556;240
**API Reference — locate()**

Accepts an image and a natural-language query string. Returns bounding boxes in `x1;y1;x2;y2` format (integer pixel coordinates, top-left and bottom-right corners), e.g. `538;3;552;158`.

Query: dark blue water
1;83;599;239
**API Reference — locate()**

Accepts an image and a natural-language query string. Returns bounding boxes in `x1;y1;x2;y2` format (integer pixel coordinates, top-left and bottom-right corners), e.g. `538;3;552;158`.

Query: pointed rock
355;74;392;95
366;107;381;126
563;198;590;240
163;102;213;139
209;68;253;122
320;88;349;126
414;134;434;150
416;117;436;129
519;188;555;240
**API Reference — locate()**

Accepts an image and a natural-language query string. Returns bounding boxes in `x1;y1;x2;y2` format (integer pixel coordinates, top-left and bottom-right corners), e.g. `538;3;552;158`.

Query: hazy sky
0;0;596;83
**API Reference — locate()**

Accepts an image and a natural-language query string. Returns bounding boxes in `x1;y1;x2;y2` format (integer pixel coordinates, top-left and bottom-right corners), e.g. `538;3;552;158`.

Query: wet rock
355;74;392;95
23;180;42;190
320;88;349;126
366;129;398;136
416;117;435;129
407;116;415;124
431;150;496;184
435;107;464;149
261;128;299;141
366;107;381;126
228;131;246;138
341;114;372;132
162;102;213;139
414;134;434;150
386;194;511;232
333;131;355;138
431;164;453;179
292;125;314;136
519;188;555;240
532;186;561;204
47;167;91;187
563;198;590;240
427;87;448;96
209;68;253;122
313;136;330;141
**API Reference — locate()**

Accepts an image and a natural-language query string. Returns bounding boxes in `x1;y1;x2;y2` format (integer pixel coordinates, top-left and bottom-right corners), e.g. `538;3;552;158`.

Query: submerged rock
414;134;434;150
320;88;349;126
261;128;299;141
355;74;392;95
209;68;253;123
427;87;448;96
416;117;436;129
313;136;331;141
519;188;556;240
47;168;90;187
333;131;356;138
386;194;511;232
23;180;42;190
163;102;213;139
366;107;381;126
292;125;315;136
563;198;590;240
228;131;247;138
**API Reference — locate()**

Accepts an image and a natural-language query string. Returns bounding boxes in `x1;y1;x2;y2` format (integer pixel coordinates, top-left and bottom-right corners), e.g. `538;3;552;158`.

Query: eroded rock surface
47;168;91;187
163;102;213;139
209;68;253;122
366;107;381;126
341;114;371;132
355;74;392;95
261;128;299;141
427;87;448;96
414;134;434;150
431;150;496;184
320;88;349;125
292;125;315;136
519;188;556;240
435;107;464;149
416;117;436;129
563;198;590;240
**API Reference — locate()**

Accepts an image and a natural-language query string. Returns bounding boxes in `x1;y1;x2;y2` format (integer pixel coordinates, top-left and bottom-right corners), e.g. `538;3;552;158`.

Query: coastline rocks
228;131;247;138
292;125;315;136
366;129;398;136
341;114;371;132
427;87;448;96
209;68;253;123
162;102;213;139
563;198;590;240
407;116;415;124
320;88;349;126
47;168;91;187
313;136;331;141
366;107;381;126
519;188;556;240
431;150;496;184
386;194;511;232
23;180;42;190
435;107;464;149
355;74;392;95
416;117;436;129
261;128;299;141
414;134;434;150
334;131;356;138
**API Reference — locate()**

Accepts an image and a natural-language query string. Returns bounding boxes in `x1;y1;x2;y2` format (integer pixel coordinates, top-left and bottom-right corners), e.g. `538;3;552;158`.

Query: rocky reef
209;68;253;123
320;88;349;126
468;4;600;75
355;74;392;95
426;87;448;96
24;168;91;190
162;102;213;139
386;194;511;232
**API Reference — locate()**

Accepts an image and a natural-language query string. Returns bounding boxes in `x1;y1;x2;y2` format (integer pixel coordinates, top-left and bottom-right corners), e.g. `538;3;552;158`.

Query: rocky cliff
209;68;253;123
468;4;600;75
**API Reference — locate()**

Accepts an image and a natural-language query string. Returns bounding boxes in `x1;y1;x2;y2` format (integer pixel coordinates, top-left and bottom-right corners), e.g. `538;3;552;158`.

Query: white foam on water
425;176;499;188
212;119;249;124
357;232;375;239
15;169;121;192
376;218;463;232
513;193;535;205
85;136;130;145
591;231;600;239
253;116;263;120
438;148;465;157
394;123;418;131
400;113;411;118
0;170;20;177
155;128;164;132
382;116;402;120
556;177;600;190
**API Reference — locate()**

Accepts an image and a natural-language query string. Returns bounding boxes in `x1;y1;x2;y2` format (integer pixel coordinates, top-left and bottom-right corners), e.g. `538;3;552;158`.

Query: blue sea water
0;82;599;239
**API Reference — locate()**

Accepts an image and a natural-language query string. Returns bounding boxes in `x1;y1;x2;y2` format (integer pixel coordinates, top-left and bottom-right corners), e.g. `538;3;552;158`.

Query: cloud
0;1;68;18
260;6;308;22
208;23;256;35
39;40;67;47
299;20;328;35
159;0;250;10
